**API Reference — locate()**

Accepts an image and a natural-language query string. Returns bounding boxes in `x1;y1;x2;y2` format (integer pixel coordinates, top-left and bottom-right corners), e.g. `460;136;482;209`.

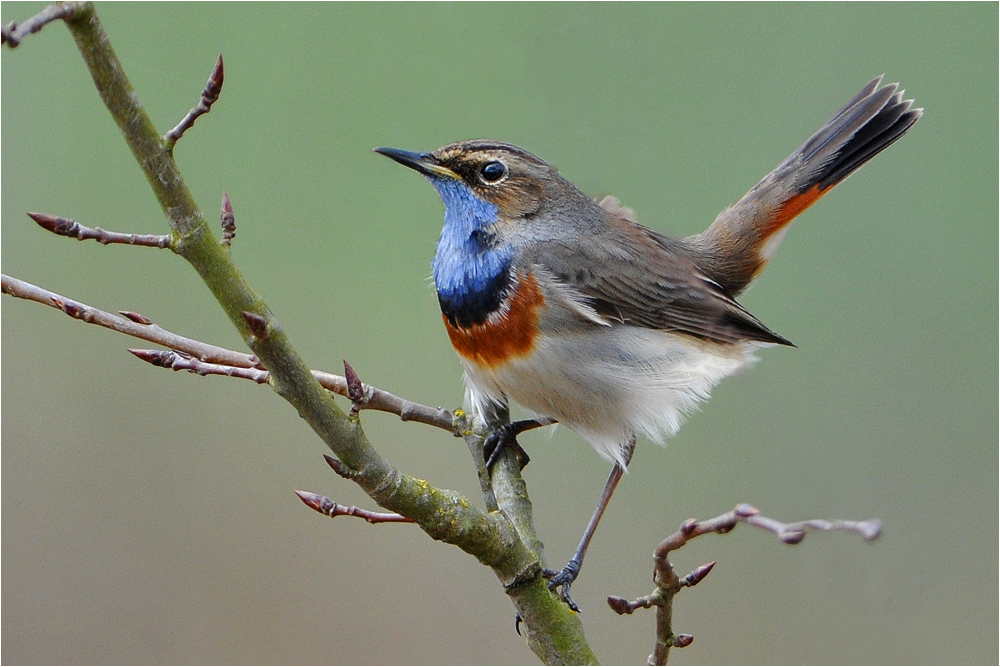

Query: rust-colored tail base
691;76;921;296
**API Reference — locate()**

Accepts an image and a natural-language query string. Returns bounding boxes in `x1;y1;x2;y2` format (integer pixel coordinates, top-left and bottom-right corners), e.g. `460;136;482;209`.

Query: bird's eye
479;161;507;183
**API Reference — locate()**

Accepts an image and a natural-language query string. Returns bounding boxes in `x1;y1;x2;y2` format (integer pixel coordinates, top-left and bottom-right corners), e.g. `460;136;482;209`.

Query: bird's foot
544;559;582;612
484;421;534;471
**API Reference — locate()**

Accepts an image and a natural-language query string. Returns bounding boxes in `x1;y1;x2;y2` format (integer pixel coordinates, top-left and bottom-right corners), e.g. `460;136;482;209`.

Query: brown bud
220;191;236;247
607;596;633;615
28;212;76;236
344;360;364;402
294;490;336;516
323;454;357;479
128;348;174;368
242;311;270;339
119;310;153;325
780;529;806;545
204;54;225;104
682;561;716;587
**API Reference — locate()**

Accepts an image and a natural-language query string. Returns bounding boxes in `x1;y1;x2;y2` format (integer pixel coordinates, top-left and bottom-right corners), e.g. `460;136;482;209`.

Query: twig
655;503;881;555
164;54;224;148
128;349;268;382
609;503;882;665
28;212;174;248
1;273;253;367
1;2;84;47
295;490;415;524
127;346;457;432
1;272;456;432
314;367;455;431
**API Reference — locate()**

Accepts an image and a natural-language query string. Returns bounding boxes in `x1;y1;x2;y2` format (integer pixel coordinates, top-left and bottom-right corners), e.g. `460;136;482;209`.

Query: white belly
461;325;766;467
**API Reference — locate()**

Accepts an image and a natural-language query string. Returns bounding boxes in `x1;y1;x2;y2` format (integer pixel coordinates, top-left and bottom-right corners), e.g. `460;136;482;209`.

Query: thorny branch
608;503;882;665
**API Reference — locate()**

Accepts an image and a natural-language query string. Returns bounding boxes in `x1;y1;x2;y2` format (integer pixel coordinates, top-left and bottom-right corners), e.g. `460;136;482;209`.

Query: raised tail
689;76;921;296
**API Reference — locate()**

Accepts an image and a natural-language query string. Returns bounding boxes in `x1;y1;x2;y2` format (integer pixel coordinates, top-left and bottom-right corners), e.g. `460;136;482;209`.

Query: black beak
373;147;457;179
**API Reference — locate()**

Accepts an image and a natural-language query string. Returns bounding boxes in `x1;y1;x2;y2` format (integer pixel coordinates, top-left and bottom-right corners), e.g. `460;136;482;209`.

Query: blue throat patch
429;178;512;328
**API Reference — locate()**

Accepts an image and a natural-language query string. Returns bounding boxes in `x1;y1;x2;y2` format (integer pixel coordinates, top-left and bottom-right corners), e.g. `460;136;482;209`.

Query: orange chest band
443;274;545;369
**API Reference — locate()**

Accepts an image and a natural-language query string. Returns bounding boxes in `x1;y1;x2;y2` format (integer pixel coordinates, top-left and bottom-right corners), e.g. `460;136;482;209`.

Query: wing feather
519;212;791;347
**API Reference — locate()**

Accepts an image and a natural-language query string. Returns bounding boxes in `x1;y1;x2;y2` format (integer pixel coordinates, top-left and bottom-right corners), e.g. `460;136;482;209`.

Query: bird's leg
546;436;636;612
484;419;546;471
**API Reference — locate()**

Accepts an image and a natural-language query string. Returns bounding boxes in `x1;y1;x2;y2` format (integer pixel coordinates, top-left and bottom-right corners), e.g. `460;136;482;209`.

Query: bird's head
375;140;558;225
375;140;607;326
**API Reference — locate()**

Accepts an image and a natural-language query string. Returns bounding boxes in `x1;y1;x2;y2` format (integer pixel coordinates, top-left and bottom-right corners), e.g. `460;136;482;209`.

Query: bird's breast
442;272;545;369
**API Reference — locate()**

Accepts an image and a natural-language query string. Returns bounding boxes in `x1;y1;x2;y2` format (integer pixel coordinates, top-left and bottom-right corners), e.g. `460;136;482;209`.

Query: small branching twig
1;2;83;47
128;349;268;383
220;191;236;247
610;503;882;665
1;273;253;367
127;344;457;431
28;212;174;248
2;273;456;432
295;490;415;524
164;54;224;149
657;503;881;553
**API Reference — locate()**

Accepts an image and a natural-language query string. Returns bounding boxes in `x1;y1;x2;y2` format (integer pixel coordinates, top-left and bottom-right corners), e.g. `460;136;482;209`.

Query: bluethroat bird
376;76;920;610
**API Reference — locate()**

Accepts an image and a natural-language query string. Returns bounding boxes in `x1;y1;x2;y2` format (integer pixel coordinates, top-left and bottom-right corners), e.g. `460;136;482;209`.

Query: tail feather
818;90;919;189
689;77;921;296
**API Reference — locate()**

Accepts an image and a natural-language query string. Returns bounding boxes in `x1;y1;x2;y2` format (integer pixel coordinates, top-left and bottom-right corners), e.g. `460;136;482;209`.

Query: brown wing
522;212;792;347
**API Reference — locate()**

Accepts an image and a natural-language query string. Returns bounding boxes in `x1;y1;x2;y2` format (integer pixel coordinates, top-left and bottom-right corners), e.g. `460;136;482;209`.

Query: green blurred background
2;3;996;664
